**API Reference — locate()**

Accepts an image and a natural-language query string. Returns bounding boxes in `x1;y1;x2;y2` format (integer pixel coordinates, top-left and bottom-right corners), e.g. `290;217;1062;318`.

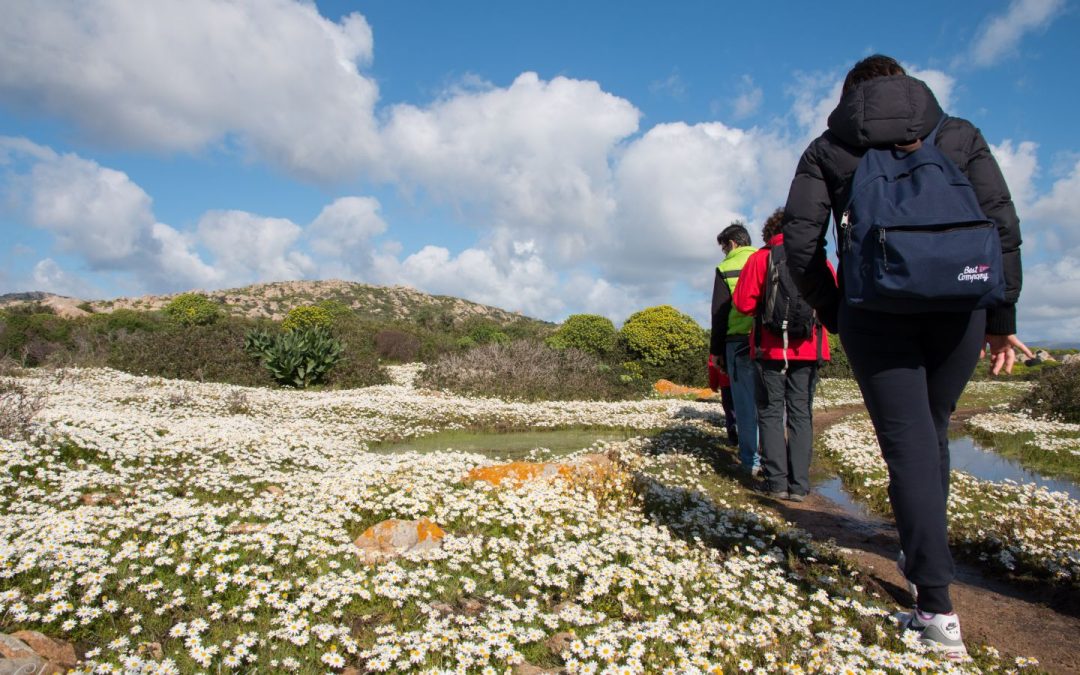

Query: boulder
1063;353;1080;365
0;658;47;675
468;454;616;488
467;461;572;486
1036;350;1056;362
353;517;445;563
9;632;76;668
0;635;35;660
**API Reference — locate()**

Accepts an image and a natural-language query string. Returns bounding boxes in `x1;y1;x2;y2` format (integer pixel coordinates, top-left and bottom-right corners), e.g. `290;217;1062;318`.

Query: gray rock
0;657;46;675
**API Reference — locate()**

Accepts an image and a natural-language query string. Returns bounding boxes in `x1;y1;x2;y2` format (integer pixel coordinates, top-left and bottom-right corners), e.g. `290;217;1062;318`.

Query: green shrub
419;340;647;401
0;312;75;366
283;305;334;333
163;293;221;326
108;318;273;386
244;326;343;388
316;299;355;320
1017;361;1080;423
619;306;706;366
462;318;510;346
89;309;161;334
547;314;617;357
819;333;854;379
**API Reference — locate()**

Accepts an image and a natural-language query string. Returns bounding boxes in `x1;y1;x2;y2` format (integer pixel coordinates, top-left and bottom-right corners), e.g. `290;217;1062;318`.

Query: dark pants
720;385;737;443
840;304;985;614
756;360;817;496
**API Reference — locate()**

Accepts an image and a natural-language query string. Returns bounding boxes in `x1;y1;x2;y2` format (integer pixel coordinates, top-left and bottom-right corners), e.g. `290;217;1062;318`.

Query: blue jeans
725;339;759;470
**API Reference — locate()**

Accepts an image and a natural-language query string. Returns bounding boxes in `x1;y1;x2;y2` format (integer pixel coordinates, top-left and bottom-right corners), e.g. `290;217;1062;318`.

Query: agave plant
243;327;343;388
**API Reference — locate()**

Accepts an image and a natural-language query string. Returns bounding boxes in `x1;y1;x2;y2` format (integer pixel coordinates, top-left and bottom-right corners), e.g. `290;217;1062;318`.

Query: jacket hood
826;74;943;148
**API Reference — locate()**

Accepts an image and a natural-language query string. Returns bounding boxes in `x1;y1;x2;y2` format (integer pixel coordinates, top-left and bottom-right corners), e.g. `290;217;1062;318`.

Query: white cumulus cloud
0;0;380;181
608;121;799;285
383;72;640;262
196;211;313;287
966;0;1066;68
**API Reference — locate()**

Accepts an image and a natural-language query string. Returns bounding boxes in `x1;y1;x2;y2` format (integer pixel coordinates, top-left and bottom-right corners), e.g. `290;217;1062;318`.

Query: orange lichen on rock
653;379;714;399
353;517;445;563
466;461;573;486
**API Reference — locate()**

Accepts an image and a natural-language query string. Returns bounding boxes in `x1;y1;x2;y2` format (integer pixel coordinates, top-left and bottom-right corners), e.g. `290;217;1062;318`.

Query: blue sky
1;0;1078;342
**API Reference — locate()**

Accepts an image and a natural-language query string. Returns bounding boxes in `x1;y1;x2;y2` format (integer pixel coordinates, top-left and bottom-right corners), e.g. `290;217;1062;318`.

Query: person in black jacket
781;55;1033;660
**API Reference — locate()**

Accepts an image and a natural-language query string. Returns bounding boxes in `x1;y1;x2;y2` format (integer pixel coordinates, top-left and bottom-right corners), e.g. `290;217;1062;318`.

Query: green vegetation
162;292;222;326
244;326;344;388
819;333;854;379
617;305;709;387
546;313;617;358
282;304;334;333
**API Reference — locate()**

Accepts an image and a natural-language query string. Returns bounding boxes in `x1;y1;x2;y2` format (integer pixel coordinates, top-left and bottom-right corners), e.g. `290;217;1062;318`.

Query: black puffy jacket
782;74;1022;335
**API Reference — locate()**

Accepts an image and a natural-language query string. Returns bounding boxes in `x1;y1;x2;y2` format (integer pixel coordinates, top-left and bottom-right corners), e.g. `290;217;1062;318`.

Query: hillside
0;280;550;328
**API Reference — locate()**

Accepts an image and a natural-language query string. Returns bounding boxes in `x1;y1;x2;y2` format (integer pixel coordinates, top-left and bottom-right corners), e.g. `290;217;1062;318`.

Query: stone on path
353;517;445;563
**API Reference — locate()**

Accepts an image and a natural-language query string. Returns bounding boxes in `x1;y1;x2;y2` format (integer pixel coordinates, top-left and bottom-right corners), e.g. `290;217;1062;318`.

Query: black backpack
758;245;816;341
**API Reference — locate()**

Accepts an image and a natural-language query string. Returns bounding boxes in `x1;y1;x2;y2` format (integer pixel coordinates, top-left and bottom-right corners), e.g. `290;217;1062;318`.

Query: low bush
244;326;343;388
108;318;274;386
1017;361;1080;423
419;339;647;401
163;292;221;326
282;305;334;333
374;329;421;362
89;309;162;334
619;305;706;366
547;314;617;357
0;359;44;440
0;312;74;366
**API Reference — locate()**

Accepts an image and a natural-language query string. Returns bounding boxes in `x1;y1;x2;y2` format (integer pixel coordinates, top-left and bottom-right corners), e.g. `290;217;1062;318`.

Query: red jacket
733;233;834;362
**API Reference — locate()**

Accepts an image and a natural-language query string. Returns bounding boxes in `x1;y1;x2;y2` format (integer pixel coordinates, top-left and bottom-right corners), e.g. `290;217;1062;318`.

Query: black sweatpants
839;304;985;614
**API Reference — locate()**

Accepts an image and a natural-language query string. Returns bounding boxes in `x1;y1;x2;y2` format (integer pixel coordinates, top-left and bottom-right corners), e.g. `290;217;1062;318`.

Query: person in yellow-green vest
710;221;759;474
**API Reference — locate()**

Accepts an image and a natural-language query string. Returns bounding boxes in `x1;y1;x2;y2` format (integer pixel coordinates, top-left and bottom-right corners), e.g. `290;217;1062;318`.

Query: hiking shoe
750;465;763;478
756;484;787;499
897;551;918;602
783;492;806;503
896;609;967;661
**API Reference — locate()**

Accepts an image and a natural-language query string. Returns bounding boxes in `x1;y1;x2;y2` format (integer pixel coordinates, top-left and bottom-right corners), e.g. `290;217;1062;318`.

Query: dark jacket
782;74;1022;335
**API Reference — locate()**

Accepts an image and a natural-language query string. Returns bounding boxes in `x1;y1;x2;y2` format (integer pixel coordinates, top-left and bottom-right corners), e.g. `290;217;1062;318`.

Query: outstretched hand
981;334;1035;376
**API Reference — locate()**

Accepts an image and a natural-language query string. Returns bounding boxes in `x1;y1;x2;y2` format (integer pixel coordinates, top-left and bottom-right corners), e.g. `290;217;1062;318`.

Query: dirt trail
775;407;1080;674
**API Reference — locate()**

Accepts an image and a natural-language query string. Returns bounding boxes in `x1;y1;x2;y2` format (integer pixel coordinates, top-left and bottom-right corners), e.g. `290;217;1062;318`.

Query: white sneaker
896;609;968;661
897;550;918;602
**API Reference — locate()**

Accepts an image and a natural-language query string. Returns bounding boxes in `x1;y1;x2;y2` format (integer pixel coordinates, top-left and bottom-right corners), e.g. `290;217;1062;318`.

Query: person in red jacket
733;208;833;501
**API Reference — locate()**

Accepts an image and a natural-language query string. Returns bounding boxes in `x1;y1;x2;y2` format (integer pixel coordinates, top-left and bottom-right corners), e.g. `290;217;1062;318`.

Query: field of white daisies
0;366;1054;674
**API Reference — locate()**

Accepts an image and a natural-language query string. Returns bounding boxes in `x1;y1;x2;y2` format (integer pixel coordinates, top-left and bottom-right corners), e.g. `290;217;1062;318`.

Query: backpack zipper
879;228;888;271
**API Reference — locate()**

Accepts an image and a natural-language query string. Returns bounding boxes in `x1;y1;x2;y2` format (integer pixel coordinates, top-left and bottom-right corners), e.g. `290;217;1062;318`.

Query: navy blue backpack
839;116;1006;313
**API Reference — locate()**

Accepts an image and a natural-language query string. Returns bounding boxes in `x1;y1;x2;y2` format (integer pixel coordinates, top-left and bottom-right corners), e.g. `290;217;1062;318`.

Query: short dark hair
761;207;785;242
842;54;906;94
717;222;751;249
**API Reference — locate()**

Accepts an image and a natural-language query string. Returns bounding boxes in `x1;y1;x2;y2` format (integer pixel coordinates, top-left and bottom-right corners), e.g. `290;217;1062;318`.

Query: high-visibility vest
718;245;757;336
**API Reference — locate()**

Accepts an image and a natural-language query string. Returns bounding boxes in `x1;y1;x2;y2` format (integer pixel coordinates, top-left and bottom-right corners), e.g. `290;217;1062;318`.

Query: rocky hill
0;280;549;327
